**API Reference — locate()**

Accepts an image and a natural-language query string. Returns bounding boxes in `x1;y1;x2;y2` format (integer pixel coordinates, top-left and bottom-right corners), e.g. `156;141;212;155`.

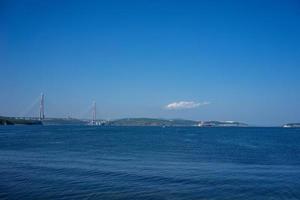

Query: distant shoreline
1;116;299;128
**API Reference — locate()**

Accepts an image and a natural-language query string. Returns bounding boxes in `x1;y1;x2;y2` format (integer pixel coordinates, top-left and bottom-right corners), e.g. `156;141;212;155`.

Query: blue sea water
0;126;300;200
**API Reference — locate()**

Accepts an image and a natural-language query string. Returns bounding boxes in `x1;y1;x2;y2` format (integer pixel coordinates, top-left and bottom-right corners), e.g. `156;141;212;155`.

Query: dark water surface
0;126;300;200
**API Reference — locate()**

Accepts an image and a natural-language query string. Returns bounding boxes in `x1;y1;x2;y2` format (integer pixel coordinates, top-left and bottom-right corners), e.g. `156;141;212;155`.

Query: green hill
0;116;42;125
105;118;197;126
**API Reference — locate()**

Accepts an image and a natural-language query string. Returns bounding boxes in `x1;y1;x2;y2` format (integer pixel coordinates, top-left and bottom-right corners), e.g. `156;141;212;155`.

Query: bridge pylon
39;93;45;120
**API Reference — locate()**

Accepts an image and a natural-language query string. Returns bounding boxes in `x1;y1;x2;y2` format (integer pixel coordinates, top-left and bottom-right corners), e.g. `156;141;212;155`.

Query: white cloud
165;101;210;110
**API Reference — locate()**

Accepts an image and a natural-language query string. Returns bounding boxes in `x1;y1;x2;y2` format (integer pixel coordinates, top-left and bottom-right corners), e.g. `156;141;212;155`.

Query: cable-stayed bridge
18;93;102;125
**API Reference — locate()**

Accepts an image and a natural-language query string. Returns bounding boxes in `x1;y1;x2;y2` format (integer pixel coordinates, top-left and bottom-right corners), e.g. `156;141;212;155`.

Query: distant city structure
197;121;248;127
283;123;300;128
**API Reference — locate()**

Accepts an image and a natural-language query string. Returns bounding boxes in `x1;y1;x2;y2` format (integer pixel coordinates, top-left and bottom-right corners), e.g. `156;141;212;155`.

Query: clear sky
1;0;300;125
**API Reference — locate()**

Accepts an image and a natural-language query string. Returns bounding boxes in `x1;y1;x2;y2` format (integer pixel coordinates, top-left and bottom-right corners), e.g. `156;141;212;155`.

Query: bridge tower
39;93;45;120
92;101;96;124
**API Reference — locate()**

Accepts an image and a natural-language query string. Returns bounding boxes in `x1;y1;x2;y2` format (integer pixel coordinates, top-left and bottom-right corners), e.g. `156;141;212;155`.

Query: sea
0;126;299;200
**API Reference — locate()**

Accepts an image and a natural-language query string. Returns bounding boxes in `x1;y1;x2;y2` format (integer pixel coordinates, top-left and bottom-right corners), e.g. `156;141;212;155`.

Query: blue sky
1;0;300;125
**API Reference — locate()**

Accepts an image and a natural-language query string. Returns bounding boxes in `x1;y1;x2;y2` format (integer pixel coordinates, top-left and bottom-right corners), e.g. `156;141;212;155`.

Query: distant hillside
0;116;42;125
0;116;88;126
104;118;248;127
105;118;197;127
42;118;87;125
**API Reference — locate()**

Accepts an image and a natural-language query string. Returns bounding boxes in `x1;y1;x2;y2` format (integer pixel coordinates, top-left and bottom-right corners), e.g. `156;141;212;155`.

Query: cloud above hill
165;101;210;110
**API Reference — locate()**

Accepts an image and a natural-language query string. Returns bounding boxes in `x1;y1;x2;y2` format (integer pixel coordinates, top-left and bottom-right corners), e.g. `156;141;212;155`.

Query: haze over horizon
1;0;300;126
